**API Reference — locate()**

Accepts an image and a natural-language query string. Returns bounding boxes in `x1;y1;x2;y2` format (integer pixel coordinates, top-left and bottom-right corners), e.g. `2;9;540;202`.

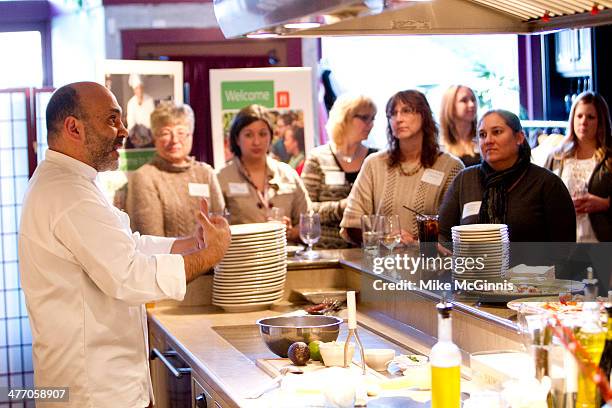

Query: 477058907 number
4;387;69;402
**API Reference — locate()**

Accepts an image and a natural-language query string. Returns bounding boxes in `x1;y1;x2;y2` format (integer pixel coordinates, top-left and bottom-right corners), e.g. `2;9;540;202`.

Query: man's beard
84;125;122;171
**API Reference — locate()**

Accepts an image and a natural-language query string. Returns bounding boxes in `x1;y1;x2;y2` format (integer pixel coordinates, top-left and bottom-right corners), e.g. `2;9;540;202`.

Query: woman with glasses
301;94;379;248
126;102;225;237
340;90;464;244
218;105;310;242
439;85;480;167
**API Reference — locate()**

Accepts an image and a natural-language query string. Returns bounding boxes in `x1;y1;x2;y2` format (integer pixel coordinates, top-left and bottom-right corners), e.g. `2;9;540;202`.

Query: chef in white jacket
18;82;231;408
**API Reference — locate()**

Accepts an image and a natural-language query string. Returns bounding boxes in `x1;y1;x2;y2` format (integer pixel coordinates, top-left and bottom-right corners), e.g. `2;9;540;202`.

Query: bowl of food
256;315;343;358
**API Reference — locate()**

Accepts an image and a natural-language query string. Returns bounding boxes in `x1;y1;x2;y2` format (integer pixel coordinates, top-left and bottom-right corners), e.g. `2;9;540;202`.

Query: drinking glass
299;213;321;259
380;215;401;255
416;214;439;258
361;215;383;255
267;207;284;223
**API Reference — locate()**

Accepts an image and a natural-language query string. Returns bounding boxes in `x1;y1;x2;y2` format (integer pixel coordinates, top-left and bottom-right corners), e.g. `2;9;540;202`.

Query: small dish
319;341;355;367
364;348;396;371
387;354;429;375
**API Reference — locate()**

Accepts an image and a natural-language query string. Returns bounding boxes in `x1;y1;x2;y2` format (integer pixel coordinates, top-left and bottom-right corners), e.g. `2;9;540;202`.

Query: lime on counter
309;341;322;361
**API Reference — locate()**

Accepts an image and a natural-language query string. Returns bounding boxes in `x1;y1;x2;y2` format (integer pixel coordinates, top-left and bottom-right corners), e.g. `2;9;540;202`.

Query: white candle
347;291;356;329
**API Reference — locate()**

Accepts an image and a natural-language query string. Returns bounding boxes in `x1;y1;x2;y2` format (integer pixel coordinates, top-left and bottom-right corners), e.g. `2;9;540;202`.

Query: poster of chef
209;67;315;172
96;59;184;208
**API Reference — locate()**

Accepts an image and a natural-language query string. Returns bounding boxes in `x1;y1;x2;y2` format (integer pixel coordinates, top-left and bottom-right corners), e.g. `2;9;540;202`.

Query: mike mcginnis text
372;279;515;292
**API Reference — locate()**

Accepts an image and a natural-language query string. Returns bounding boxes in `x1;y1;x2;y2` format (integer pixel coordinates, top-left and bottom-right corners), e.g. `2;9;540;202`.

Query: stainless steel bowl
256;315;343;358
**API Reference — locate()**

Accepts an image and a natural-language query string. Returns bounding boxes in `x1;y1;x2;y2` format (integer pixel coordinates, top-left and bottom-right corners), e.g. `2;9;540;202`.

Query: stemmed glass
299;213;321;259
380;215;401;256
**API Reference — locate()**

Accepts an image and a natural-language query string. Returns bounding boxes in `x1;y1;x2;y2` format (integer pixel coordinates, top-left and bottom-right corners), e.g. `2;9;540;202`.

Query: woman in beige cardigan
126;102;225;237
340;90;464;244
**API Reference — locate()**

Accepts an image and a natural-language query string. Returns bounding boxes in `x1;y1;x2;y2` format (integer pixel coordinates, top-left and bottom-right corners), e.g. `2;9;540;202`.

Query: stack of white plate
213;223;287;312
451;224;510;283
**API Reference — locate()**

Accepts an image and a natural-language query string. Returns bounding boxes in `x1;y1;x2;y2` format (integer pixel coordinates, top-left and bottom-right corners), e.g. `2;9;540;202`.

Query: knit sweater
125;154;225;237
340;151;464;238
301;143;377;249
438;163;576;242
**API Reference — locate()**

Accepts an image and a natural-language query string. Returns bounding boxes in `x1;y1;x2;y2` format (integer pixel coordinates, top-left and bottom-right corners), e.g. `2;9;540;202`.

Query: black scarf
478;147;531;224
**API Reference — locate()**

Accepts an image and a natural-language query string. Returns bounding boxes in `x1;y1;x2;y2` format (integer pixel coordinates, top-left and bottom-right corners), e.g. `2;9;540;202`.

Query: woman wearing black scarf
438;109;576;242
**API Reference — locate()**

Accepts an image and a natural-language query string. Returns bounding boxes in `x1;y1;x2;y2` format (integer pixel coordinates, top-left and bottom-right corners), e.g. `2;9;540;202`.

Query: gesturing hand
195;199;231;263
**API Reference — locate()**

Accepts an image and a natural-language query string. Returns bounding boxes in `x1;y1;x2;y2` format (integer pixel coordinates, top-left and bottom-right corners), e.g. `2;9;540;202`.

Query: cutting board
256;357;387;380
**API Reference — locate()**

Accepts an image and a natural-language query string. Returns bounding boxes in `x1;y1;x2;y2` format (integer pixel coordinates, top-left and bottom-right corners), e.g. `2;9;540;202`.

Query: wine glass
380;215;401;256
299;213;321;259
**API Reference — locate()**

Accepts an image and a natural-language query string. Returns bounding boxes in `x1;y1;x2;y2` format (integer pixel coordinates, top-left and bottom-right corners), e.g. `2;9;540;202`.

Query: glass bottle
431;300;461;408
599;292;612;406
575;300;606;408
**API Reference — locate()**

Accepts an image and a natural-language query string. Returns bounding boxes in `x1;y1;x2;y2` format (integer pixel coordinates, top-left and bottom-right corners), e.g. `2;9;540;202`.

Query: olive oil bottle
431;300;461;408
576;301;606;408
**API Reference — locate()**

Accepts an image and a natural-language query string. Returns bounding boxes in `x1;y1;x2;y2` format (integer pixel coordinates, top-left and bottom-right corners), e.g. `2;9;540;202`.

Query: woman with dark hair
217;105;310;241
439;85;480;166
439;109;576;242
340;90;464;244
545;92;612;242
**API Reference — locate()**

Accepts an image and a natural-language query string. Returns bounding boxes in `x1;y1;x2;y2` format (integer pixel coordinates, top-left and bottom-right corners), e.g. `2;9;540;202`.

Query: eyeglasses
353;114;376;124
387;106;417;120
157;126;191;141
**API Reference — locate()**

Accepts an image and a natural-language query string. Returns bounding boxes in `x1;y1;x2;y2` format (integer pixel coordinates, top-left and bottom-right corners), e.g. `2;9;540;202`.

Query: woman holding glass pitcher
339;90;464;247
545;92;612;242
218;105;311;242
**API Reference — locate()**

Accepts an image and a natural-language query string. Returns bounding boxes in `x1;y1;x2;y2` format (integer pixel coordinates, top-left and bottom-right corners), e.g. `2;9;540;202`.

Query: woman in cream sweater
340;90;464;244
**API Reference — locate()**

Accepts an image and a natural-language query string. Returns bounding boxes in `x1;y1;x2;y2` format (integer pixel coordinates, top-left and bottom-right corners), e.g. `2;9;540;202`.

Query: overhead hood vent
213;0;612;37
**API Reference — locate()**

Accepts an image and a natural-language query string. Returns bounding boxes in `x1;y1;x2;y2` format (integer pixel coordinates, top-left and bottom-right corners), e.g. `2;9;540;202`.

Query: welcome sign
210;67;314;170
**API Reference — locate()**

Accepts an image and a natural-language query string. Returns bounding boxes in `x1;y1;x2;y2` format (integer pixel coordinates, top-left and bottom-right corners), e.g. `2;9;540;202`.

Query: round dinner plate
230;223;285;236
213;289;284;300
213;301;275;313
229;234;286;245
219;254;286;268
213;270;286;283
225;242;285;254
217;258;286;271
213;279;285;292
452;224;508;233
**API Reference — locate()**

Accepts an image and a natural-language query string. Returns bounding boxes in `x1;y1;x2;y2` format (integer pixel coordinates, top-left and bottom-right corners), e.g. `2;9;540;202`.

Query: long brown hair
439;85;477;147
556;92;612;171
385;90;440;168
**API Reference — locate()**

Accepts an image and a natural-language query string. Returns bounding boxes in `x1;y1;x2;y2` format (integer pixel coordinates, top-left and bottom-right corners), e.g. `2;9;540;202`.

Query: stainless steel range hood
213;0;612;38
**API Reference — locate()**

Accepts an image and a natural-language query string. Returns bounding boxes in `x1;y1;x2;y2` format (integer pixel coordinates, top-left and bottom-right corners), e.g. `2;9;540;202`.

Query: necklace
399;161;422;176
335;145;361;164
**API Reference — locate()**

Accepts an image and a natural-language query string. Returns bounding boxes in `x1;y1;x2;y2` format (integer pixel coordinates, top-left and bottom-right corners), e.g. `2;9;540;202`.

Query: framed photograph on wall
209;67;314;172
96;59;184;207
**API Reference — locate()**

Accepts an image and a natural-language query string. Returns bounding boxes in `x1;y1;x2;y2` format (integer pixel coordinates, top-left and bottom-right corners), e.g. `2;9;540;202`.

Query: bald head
44;82;127;171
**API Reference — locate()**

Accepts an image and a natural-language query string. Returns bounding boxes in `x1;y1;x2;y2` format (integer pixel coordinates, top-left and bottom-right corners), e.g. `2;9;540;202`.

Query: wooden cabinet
555;28;592;77
149;326;172;408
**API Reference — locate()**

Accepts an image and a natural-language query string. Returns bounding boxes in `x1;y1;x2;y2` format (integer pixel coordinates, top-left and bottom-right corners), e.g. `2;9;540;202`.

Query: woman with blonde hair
301;94;378;248
545;92;612;242
439;85;479;166
126;102;225;237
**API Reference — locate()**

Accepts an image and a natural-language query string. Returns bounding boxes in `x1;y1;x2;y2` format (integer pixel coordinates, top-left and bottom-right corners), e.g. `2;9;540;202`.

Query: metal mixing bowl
256;315;343;358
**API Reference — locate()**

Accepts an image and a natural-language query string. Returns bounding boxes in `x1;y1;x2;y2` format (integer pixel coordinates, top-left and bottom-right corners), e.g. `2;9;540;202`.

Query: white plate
213;301;275;313
230;223;285;236
452;224;508;233
230;232;286;244
219;254;286;268
452;237;509;243
213;281;285;293
216;261;286;273
214;271;286;283
225;244;285;256
213;289;284;301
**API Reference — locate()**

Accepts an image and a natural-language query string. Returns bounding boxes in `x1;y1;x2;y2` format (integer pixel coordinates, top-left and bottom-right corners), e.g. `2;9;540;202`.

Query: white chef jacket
126;93;155;130
18;150;187;408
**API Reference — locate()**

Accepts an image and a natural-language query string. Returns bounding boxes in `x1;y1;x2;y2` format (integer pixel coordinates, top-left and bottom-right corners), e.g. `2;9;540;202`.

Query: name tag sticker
421;169;444;186
324;171;346;186
228;182;249;196
462;201;482;219
188;183;210;197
